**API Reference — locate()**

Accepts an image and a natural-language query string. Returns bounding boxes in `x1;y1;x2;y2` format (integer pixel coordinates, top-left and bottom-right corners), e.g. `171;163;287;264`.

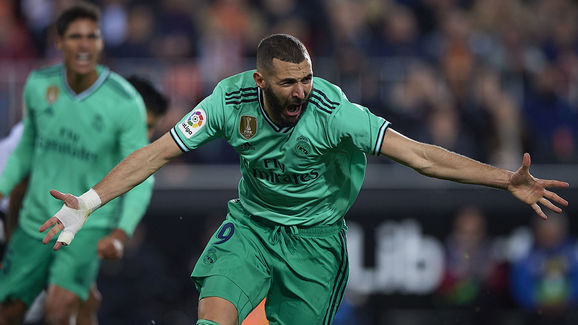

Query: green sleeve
118;94;148;157
0;75;36;195
115;94;152;237
328;101;389;156
116;175;154;236
170;83;226;151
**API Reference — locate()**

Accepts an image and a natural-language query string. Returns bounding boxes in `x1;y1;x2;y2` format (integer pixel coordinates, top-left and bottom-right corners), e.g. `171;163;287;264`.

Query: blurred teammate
4;75;169;325
76;75;169;325
0;3;154;325
39;34;568;325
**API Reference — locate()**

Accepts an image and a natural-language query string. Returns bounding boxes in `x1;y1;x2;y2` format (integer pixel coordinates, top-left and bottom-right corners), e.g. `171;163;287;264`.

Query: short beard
263;85;309;128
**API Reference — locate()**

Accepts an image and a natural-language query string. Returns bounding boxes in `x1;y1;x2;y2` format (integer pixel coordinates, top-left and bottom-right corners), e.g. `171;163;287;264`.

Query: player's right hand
40;190;88;250
508;153;569;219
97;229;128;259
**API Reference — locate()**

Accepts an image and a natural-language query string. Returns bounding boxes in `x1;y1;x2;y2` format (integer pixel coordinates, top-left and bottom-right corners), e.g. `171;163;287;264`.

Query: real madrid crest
240;115;257;140
294;135;312;156
46;86;59;104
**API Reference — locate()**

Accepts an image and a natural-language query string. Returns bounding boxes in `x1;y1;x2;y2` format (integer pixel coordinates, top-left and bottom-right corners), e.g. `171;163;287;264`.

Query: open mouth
286;103;302;117
75;53;92;65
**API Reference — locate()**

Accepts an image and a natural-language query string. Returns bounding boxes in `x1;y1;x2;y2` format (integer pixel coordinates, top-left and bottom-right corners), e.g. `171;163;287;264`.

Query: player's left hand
97;229;127;259
40;190;82;250
508;153;569;219
40;188;101;250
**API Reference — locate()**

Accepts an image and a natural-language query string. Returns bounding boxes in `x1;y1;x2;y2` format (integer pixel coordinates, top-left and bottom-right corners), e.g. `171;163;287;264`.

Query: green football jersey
0;64;152;238
171;70;389;226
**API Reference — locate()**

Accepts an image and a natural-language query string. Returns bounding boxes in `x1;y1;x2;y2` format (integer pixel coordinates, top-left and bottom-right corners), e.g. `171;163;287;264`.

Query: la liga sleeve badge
178;108;206;139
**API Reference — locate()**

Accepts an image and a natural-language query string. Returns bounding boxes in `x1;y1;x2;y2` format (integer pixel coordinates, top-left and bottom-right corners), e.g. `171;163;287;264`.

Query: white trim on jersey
170;128;190;152
373;121;390;156
62;65;111;101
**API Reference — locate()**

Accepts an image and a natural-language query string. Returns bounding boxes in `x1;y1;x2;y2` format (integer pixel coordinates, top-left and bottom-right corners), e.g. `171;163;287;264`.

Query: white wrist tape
79;188;102;213
56;189;102;245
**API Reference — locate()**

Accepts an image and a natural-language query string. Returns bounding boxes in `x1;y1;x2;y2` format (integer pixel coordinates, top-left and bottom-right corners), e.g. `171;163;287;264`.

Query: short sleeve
328;101;390;155
170;84;226;152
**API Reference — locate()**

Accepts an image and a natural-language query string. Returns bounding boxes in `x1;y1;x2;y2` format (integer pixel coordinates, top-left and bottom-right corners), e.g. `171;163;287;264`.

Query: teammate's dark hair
256;34;310;75
56;1;101;36
126;75;169;117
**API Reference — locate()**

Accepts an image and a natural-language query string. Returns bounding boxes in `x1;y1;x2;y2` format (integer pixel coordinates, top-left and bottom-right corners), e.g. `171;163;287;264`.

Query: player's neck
262;101;279;126
65;69;99;94
261;90;284;127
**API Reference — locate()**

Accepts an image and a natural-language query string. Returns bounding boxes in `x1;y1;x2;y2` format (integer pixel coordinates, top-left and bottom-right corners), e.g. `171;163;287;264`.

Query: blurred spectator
523;63;578;163
511;211;578;325
322;0;374;56
108;4;155;58
21;0;54;56
437;206;508;324
197;0;261;85
468;67;523;169
387;62;448;138
0;1;36;59
320;0;377;102
100;0;128;48
257;0;327;56
416;104;482;160
371;4;423;58
154;0;199;59
438;9;475;107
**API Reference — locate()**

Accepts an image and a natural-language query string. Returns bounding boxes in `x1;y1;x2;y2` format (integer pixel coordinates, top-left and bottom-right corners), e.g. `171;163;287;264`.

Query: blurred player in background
10;75;169;325
0;3;156;325
40;34;568;325
126;75;170;141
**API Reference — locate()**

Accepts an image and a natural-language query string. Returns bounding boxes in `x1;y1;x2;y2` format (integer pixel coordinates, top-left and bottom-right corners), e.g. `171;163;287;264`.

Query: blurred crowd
435;207;578;325
1;0;578;165
333;206;578;325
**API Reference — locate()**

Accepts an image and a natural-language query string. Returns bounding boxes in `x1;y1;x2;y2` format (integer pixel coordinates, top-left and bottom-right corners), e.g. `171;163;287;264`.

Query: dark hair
126;75;169;117
56;1;101;36
256;34;310;74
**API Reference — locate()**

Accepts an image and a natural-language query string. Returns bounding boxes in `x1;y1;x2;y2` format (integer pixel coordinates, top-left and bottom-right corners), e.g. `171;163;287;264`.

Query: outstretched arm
380;129;569;218
40;132;183;249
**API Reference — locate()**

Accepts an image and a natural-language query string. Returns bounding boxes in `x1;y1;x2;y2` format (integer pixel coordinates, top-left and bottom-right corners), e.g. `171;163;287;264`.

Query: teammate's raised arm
39;132;183;249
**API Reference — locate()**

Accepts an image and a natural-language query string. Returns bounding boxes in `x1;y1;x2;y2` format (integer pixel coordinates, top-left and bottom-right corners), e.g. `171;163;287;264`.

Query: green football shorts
0;225;107;306
191;200;349;325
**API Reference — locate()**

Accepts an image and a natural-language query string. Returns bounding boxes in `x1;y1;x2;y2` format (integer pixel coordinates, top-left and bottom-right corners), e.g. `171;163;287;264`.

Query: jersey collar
258;87;293;133
61;65;110;101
